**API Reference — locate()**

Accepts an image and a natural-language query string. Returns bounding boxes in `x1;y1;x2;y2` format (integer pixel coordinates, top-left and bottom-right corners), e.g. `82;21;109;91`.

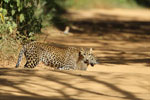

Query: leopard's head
79;48;97;67
88;54;97;67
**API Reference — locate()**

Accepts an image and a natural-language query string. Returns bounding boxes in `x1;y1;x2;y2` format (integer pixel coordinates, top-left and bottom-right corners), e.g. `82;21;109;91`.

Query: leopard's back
39;43;79;69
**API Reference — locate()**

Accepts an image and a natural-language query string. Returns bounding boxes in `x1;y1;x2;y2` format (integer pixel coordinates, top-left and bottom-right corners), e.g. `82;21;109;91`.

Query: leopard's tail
15;46;25;68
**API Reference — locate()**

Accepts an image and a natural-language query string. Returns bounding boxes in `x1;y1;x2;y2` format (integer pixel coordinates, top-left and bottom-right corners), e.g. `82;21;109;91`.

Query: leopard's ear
90;48;93;54
79;48;84;55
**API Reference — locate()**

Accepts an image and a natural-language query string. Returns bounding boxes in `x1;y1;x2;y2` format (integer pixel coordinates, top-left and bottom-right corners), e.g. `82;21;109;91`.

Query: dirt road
0;9;150;100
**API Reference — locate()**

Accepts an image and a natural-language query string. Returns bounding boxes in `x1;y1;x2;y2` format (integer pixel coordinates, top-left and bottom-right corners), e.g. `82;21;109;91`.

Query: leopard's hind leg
24;54;40;68
24;59;40;68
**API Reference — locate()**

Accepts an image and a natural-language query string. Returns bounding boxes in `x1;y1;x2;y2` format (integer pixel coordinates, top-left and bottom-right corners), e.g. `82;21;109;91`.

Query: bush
1;0;42;37
0;0;42;60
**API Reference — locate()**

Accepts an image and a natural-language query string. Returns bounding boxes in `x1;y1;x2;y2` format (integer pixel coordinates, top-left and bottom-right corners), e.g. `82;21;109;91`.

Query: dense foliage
0;0;42;60
0;0;41;36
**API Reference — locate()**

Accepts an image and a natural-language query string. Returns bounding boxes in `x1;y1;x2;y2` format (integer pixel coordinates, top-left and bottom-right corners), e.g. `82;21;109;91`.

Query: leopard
15;42;94;70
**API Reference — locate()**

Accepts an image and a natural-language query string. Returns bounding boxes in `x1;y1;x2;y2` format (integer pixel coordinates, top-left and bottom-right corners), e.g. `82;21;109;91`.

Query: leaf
2;9;7;16
16;0;20;7
11;10;15;16
0;8;2;11
0;13;5;23
4;0;10;3
9;26;13;33
10;4;14;8
12;22;17;28
19;14;25;23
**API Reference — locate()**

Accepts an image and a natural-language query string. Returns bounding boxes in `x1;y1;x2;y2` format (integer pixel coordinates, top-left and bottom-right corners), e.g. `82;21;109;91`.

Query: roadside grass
0;33;21;65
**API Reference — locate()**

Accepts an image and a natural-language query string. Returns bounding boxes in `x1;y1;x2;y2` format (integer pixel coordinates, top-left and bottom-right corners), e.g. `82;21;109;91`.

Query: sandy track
0;68;149;100
0;8;150;100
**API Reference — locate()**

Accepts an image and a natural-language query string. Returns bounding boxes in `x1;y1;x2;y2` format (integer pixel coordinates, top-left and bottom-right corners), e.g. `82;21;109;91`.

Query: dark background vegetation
1;0;150;36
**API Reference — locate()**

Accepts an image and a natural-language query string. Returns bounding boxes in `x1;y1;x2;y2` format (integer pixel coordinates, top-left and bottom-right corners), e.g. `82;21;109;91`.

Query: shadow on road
0;68;145;100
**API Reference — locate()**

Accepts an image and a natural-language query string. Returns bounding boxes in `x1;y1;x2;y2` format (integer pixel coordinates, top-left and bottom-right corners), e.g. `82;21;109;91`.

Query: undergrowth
0;33;20;62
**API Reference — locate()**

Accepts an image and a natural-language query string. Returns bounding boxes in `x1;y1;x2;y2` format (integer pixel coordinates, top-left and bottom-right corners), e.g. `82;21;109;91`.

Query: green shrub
0;0;41;60
1;0;42;37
